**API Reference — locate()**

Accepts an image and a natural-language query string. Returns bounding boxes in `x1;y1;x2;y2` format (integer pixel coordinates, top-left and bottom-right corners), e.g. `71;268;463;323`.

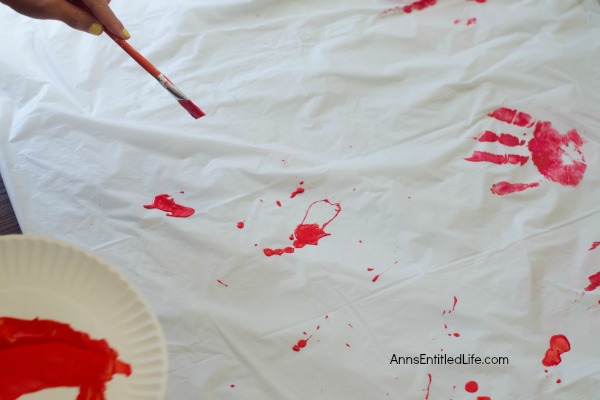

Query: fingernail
122;28;131;39
88;23;103;36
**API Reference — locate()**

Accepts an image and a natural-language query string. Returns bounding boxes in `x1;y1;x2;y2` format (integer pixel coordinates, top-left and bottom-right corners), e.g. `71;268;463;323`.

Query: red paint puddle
292;326;320;352
143;194;195;217
290;188;305;198
217;279;229;287
542;334;571;367
584;271;600;292
0;317;131;399
237;221;245;229
465;380;479;393
263;199;341;257
589;241;600;251
465;107;587;195
425;373;432;399
491;181;539;195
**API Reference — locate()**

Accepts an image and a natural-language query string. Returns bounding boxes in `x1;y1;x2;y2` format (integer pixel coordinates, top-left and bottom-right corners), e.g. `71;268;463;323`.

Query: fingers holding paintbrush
0;0;130;39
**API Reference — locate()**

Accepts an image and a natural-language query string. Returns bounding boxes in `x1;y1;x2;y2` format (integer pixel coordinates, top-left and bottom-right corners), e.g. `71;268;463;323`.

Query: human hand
0;0;130;39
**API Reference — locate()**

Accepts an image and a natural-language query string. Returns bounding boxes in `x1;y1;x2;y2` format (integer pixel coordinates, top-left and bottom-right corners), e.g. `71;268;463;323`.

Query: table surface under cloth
1;0;600;398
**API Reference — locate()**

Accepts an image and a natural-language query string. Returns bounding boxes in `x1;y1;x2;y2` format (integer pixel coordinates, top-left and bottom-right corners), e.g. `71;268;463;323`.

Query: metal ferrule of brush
156;74;188;101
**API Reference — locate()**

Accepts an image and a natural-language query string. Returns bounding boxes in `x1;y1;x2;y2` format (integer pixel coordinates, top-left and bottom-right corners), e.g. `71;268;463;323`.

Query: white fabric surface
1;0;600;398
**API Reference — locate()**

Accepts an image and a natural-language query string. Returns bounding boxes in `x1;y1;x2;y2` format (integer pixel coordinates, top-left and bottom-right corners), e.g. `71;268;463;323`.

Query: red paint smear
290;187;305;198
589;241;600;251
466;17;477;25
490;181;539;195
264;199;341;257
143;194;195;218
276;200;282;207
0;317;131;399
465;380;479;393
237;221;245;229
478;130;525;146
425;373;432;399
488;107;534;127
542;334;571;367
177;99;205;119
584;271;600;292
217;279;229;287
465;150;529;166
381;0;438;16
528;121;586;186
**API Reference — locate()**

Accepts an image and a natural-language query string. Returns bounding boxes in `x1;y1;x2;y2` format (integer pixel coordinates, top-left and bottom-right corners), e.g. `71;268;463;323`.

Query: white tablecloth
1;0;599;398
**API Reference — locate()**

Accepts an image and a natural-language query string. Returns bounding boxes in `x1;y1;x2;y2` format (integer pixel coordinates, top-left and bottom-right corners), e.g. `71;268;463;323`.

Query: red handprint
465;107;587;195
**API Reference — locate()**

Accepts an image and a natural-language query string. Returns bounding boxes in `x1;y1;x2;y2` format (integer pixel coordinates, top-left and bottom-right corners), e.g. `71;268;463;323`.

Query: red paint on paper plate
144;194;195;217
589;242;600;251
491;181;539;195
290;188;305;198
237;221;245;229
264;199;342;257
465;380;479;393
584;271;600;292
542;334;571;367
528;121;586;186
0;317;131;400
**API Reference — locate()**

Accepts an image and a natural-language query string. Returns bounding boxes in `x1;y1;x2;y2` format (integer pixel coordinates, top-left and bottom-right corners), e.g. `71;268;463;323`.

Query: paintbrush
73;1;205;119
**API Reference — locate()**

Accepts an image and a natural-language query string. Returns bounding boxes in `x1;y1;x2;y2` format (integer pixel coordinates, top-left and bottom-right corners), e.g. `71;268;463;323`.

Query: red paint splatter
425;373;432;399
478;130;525;146
584;271;600;292
237;221;245;229
346;343;351;348
465;380;479;393
490;181;539;195
276;200;282;207
528;122;586;186
372;267;391;282
290;187;305;198
589;241;600;251
263;199;341;257
451;296;457;312
466;17;477;25
464;151;529;166
217;279;229;287
367;267;375;271
292;326;320;352
143;194;195;217
542;334;571;367
0;317;131;399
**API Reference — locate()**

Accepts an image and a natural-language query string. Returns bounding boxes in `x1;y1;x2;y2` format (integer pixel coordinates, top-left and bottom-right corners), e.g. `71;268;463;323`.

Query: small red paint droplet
348;323;353;328
254;243;258;247
367;267;374;271
290;187;305;198
289;234;294;241
325;315;329;319
217;279;228;287
230;384;235;388
237;221;245;229
589;241;600;251
292;345;300;352
556;379;561;384
465;380;479;393
454;19;460;24
346;343;351;348
476;397;491;400
358;240;363;243
299;181;304;185
297;339;307;348
276;200;282;207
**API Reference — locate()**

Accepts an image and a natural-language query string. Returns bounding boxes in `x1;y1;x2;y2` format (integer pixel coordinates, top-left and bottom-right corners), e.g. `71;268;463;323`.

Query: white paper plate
0;235;167;400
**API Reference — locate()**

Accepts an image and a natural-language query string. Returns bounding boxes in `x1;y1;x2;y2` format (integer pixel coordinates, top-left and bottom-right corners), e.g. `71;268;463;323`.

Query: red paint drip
290;187;305;198
528;122;586;186
264;199;341;257
0;317;131;399
217;279;229;287
584;271;600;292
589;241;600;251
478;130;525;146
490;181;539;195
143;194;195;218
542;334;571;367
465;380;479;393
488;107;534;127
299;181;304;185
425;373;432;399
237;221;245;229
465;150;529;166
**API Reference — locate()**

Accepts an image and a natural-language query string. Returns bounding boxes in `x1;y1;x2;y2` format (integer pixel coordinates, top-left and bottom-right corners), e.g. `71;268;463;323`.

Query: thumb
48;1;104;36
